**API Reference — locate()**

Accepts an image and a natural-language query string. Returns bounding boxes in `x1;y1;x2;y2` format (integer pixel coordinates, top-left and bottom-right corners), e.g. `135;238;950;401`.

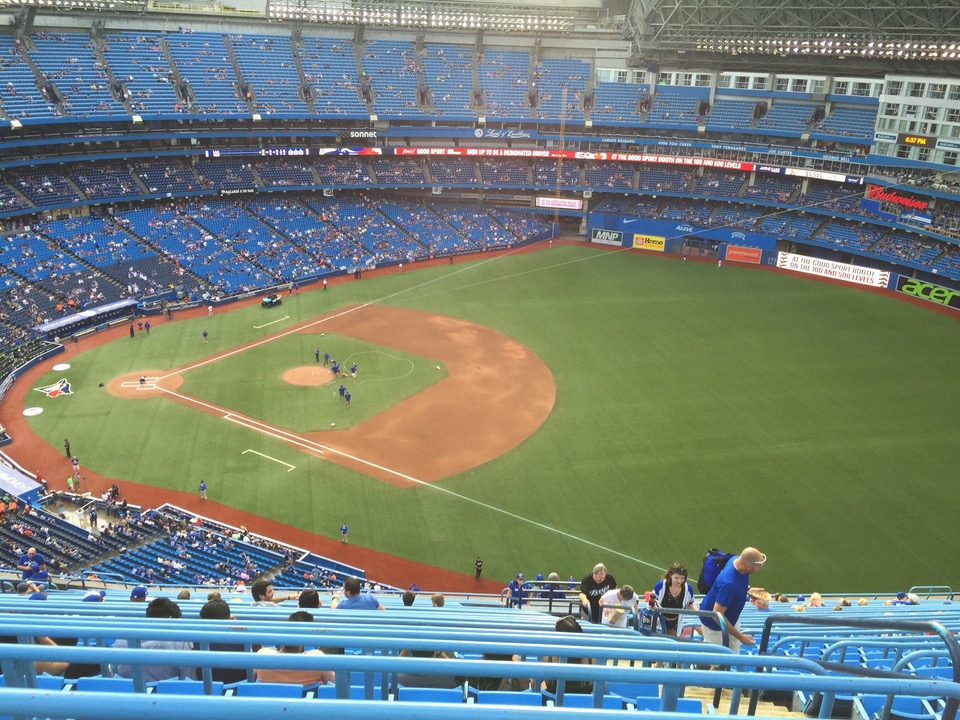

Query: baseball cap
517;573;524;579
82;590;106;602
896;591;907;600
536;573;544;581
796;595;806;602
130;585;148;600
30;562;39;571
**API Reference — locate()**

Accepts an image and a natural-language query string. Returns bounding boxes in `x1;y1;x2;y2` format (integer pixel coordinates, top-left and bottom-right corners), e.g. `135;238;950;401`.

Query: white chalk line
252;314;290;329
241;449;295;472
154;246;666;573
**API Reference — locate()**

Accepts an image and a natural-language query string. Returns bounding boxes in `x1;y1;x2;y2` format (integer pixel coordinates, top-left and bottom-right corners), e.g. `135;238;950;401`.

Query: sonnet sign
866;185;928;211
776;252;890;288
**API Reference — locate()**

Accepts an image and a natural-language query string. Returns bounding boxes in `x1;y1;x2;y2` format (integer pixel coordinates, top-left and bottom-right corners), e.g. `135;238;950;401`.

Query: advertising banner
633;235;666;252
776;252;890;288
895;275;960;310
725;245;763;264
591;228;624;245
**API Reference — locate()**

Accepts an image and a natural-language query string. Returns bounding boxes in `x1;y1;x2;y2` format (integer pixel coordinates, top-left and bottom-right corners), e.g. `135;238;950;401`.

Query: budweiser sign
866;185;928;210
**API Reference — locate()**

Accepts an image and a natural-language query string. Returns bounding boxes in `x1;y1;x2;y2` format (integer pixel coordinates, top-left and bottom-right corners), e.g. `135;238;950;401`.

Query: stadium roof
625;0;960;74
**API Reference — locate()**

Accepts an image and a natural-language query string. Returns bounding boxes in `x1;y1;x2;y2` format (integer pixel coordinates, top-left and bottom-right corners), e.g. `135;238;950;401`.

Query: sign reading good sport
776;252;890;288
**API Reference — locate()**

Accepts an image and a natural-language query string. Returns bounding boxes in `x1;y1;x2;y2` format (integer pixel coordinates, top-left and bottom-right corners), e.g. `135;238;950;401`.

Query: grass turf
23;244;960;593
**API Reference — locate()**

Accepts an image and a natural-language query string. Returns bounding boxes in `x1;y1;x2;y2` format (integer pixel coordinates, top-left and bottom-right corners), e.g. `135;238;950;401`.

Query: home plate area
121;376;159;391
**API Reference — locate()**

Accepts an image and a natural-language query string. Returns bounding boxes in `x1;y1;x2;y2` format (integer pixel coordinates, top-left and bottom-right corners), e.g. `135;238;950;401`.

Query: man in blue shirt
332;577;384;610
17;548;46;580
699;547;766;652
507;573;527;608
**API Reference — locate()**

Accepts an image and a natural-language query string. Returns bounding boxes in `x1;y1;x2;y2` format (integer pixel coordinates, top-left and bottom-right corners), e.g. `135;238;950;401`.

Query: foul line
241;449;295;472
253;314;290;329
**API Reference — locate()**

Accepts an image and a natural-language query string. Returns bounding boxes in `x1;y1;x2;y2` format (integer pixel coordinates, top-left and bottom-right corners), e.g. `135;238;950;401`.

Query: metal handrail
749;613;960;720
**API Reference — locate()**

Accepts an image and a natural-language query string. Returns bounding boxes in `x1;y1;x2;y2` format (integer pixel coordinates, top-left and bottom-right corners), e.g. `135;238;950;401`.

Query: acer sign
896;276;960;310
866;185;928;211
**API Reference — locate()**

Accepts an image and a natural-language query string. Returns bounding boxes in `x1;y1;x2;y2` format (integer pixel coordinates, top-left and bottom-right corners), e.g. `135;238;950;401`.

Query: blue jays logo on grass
35;379;72;398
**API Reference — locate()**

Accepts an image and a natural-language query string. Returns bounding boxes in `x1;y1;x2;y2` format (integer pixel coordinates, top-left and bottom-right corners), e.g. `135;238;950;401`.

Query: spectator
250;579;297;606
579;563;616;624
539;572;567;601
431;593;445;608
298;588;322;608
254;611;334;686
402;590;416;606
199;597;247;684
652;563;696;636
331;577;384;610
110;598;196;682
129;585;148;603
0;635;70;677
541;616;594;695
600;584;637;629
506;573;527;608
699;547;766;652
470;653;525;692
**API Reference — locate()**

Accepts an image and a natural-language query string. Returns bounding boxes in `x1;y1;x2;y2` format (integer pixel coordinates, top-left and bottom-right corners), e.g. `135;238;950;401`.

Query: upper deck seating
165;31;247;117
298;36;368;117
361;40;424;119
29;32;126;119
532;58;588;122
478;50;531;119
0;35;60;121
591;82;647;125
810;106;877;142
422;44;475;121
229;34;309;117
101;32;185;119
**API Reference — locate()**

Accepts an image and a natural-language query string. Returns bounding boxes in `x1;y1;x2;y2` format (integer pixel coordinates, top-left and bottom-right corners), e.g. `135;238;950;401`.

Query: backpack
696;548;736;594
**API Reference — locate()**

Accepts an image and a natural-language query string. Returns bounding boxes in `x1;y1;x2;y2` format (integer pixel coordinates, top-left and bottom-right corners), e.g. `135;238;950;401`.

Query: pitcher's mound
283;366;336;386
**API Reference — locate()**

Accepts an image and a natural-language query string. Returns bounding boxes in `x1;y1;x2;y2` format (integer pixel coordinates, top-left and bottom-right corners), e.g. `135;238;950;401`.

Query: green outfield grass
23;244;960;593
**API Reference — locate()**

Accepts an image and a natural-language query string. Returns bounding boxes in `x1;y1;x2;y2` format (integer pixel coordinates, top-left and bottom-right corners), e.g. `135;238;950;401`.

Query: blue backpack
697;548;735;594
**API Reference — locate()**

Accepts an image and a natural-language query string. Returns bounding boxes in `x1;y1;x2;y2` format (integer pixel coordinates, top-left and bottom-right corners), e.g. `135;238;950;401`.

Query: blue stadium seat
397;686;465;703
153;679;224;695
75;676;136;693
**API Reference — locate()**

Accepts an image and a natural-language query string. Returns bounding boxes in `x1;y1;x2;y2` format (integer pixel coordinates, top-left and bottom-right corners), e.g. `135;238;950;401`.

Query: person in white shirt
600;585;637;628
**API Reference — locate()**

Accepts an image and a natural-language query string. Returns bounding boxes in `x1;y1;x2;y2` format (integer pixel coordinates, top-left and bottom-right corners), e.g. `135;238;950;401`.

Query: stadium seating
478;50;531;119
421;44;476;120
228;33;309;117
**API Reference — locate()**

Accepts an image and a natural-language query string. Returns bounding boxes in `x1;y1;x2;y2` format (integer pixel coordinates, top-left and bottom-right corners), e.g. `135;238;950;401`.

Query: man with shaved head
699;547;766;652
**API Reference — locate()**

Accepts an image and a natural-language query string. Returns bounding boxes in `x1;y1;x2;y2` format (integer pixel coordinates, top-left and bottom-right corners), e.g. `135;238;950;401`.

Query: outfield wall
586;214;778;257
587;213;960;313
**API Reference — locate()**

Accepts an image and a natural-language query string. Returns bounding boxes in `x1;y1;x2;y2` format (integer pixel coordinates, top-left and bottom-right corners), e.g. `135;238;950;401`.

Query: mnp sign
633;234;666;252
591;228;624;245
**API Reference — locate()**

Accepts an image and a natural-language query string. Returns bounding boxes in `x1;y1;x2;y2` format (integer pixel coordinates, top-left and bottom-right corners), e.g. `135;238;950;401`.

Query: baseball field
14;242;960;594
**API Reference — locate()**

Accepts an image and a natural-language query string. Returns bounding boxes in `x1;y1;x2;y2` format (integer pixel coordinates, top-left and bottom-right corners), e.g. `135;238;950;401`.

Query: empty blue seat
473;690;541;706
554;693;624;709
154;679;224;695
397;686;464;703
76;676;136;693
236;682;310;698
